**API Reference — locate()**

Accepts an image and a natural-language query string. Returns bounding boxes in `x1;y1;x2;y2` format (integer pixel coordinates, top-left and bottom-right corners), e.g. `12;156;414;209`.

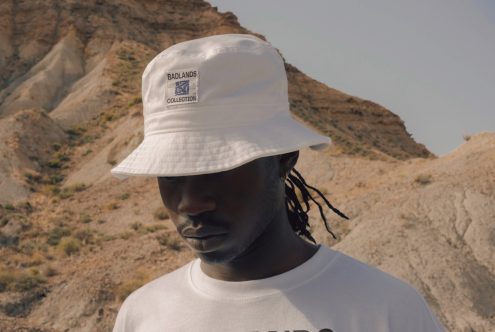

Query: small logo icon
175;80;189;96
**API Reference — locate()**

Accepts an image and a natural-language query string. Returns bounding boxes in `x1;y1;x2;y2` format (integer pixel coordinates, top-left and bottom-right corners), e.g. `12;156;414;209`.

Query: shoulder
125;261;192;306
326;247;416;294
319;246;444;330
113;261;194;331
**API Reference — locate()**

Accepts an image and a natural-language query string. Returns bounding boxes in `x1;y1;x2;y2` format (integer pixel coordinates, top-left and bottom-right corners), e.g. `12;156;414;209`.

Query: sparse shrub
0;271;15;291
43;265;57;277
97;219;106;224
145;224;167;233
119;193;130;200
14;271;45;291
26;252;44;267
156;233;182;251
103;113;114;123
59;237;81;256
24;172;42;183
18;201;33;213
80;213;92;224
56;183;87;199
3;288;47;316
74;229;95;244
153;207;169;220
47;226;71;246
1;235;20;248
50;174;64;184
107;201;120;210
52;143;61;151
130;222;143;231
4;204;15;211
57;188;73;199
48;185;61;196
81;135;95;144
156;233;169;246
116;280;143;300
82;149;93;156
168;237;183;251
47;159;62;168
463;134;471;142
72;183;87;192
56;152;70;162
128;96;142;107
66;126;85;139
119;231;133;240
100;234;116;242
414;174;433;185
47;152;70;169
115;271;149;301
0;269;46;292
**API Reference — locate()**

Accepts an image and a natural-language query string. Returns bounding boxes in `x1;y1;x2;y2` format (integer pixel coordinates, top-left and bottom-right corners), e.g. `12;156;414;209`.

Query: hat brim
111;112;330;179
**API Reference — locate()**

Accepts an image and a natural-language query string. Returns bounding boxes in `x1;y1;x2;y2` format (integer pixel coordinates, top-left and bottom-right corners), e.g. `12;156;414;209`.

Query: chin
195;246;246;265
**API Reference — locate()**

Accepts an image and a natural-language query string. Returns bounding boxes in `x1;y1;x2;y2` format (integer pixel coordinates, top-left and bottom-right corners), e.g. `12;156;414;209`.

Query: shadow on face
156;152;299;263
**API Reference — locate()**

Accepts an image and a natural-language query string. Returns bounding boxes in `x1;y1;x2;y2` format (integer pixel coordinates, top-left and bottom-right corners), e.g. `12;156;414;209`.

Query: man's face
157;157;284;264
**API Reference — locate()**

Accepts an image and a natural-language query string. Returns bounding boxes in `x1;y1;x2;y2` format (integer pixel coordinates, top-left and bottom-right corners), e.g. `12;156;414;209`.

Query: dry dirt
0;0;493;331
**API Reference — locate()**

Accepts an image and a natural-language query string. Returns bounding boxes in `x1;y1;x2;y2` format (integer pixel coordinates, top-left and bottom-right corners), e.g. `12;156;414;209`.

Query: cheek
220;162;277;217
157;184;181;226
220;177;263;214
158;181;177;209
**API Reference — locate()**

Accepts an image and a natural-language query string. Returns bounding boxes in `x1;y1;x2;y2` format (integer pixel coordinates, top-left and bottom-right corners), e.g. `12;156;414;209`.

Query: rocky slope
0;0;431;205
0;0;492;331
298;132;495;332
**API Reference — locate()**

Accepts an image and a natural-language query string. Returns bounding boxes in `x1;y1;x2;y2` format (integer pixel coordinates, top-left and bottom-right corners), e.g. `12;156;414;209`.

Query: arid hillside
0;0;431;204
0;0;493;331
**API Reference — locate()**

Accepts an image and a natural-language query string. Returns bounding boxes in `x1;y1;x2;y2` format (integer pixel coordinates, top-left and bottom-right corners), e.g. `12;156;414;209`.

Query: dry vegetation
0;0;493;331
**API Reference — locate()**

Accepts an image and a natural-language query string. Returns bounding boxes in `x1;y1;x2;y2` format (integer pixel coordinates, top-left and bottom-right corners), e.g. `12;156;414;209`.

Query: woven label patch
165;68;199;106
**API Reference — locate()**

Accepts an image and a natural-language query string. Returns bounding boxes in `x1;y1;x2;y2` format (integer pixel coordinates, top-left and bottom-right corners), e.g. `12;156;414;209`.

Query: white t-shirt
113;245;444;332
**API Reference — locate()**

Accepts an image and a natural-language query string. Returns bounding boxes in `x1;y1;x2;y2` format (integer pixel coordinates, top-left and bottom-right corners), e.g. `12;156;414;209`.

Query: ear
278;151;299;178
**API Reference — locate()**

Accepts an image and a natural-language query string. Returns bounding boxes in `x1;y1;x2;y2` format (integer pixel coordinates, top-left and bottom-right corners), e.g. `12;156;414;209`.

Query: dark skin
157;151;318;281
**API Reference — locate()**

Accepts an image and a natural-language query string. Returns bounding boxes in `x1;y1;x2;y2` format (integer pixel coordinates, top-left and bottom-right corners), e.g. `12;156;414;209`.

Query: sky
208;0;495;156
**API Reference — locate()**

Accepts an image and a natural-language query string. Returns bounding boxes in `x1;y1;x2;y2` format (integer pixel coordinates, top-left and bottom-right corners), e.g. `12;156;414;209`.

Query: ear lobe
278;151;299;178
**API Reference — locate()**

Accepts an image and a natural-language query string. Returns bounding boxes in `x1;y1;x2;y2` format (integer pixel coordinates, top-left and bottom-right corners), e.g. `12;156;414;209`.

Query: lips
180;225;228;252
181;226;228;239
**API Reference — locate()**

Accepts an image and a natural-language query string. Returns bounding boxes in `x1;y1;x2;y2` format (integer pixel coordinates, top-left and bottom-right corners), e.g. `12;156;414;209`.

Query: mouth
181;224;227;238
179;221;229;252
182;232;228;252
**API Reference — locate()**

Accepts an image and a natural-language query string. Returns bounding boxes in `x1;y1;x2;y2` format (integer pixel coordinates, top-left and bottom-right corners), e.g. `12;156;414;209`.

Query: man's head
157;152;298;264
110;34;344;262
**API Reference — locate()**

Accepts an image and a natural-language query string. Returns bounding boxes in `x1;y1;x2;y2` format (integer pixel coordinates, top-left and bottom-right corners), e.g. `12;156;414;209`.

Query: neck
200;212;318;281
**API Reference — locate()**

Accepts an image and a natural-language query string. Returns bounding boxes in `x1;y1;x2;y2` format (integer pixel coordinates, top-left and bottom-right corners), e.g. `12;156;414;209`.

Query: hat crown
110;34;329;179
141;34;289;136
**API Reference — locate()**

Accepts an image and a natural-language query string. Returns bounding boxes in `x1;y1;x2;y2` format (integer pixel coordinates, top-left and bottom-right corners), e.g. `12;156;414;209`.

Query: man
111;34;444;331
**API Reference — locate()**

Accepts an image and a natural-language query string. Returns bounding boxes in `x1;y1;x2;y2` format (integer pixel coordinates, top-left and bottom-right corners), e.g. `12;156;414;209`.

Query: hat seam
144;102;288;118
144;111;292;136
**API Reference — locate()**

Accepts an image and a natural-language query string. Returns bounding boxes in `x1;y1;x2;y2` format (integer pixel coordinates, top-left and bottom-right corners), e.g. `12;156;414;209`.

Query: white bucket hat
111;34;330;179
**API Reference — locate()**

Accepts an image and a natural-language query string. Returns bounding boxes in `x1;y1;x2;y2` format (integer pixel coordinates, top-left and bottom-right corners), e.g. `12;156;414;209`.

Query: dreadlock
284;168;349;243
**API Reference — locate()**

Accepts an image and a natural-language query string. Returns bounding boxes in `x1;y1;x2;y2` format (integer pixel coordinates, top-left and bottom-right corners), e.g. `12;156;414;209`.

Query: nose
177;176;216;216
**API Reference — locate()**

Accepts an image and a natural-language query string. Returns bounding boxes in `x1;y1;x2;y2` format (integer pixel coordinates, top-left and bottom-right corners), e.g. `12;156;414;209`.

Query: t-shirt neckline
188;245;340;301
